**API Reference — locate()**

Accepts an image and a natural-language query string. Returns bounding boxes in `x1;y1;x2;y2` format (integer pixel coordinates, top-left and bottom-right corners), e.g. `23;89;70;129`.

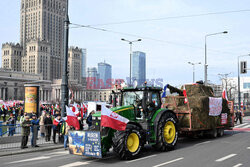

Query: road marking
247;147;250;149
215;154;237;162
234;123;248;128
233;163;243;167
194;141;211;146
242;124;250;128
126;154;157;163
47;151;69;155
152;157;184;167
8;156;50;164
58;161;90;167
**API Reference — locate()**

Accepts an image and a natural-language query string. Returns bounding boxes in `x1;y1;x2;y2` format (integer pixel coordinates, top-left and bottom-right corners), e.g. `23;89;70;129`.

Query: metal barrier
0;124;63;150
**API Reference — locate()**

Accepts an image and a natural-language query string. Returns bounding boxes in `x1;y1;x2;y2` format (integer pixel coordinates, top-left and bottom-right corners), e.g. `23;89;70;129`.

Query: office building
98;61;112;88
132;51;146;86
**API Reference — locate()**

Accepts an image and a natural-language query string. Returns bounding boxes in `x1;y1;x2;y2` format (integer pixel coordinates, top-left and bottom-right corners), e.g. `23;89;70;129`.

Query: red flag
101;105;129;131
66;106;80;130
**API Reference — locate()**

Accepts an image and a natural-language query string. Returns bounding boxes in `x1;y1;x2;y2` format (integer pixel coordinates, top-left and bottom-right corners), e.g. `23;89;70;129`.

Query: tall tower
20;0;67;80
132;51;146;86
98;62;112;88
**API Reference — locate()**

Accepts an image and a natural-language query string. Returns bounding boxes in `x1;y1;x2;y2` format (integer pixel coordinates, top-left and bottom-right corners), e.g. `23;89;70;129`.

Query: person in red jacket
53;115;63;144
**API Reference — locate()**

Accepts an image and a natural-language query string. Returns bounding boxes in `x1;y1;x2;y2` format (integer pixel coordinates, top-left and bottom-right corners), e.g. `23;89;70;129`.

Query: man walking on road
31;115;40;147
21;116;31;149
235;110;243;124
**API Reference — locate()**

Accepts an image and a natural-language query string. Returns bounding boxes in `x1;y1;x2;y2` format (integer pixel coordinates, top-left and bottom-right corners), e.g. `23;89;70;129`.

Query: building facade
1;43;23;71
22;39;51;80
98;62;112;88
132;51;146;86
20;0;67;80
82;49;87;78
68;46;82;82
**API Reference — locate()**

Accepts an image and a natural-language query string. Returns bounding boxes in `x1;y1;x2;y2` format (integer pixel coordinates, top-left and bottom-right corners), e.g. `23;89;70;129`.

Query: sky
1;0;250;87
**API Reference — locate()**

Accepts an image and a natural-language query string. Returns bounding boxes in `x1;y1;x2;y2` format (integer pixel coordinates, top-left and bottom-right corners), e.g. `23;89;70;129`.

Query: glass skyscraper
132;51;146;86
98;62;112;88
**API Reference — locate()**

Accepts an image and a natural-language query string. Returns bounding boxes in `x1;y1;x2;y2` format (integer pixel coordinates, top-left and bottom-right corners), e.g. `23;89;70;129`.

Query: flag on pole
222;88;228;101
66;105;80;130
101;105;129;131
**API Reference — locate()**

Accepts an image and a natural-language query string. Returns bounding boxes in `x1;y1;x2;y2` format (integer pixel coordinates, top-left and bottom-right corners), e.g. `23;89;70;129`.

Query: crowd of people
0;103;94;150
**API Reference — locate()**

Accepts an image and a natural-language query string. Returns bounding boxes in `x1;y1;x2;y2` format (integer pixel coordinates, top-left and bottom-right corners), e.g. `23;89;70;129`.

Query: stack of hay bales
164;84;231;130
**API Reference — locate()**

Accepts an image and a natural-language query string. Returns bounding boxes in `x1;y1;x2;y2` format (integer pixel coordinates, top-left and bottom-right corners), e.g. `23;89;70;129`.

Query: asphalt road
1;117;250;167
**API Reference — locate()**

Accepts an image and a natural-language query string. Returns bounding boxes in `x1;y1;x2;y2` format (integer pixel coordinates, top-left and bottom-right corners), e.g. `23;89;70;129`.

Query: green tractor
69;86;178;159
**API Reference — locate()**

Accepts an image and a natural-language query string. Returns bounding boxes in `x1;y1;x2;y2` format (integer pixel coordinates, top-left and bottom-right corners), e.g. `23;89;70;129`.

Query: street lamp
121;38;142;86
204;31;228;85
188;62;201;83
61;0;70;117
237;54;250;109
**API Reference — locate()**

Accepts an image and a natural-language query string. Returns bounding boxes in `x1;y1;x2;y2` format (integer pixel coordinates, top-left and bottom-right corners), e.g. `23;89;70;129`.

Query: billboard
68;130;102;158
24;86;39;115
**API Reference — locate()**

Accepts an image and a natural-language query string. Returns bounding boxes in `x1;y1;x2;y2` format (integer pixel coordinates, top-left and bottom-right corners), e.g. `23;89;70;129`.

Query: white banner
209;97;222;116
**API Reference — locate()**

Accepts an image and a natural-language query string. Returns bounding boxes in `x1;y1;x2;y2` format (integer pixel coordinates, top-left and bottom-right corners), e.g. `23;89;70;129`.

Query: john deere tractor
68;86;178;160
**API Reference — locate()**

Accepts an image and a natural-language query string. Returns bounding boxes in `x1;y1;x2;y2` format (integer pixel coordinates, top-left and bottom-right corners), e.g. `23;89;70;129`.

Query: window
243;83;250;89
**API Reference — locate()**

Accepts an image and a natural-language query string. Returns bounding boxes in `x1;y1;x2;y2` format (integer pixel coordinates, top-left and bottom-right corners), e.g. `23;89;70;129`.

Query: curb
0;145;64;157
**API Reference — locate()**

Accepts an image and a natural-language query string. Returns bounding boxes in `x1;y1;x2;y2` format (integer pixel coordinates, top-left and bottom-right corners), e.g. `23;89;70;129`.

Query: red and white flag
101;105;129;131
72;102;80;116
66;105;80;130
222;88;228;101
183;85;188;103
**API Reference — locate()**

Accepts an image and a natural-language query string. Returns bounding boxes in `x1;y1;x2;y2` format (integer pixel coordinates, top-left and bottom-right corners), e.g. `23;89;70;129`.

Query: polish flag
101;105;129;131
55;104;60;109
66;105;80;130
222;88;228;101
183;85;188;103
80;103;87;118
72;102;80;116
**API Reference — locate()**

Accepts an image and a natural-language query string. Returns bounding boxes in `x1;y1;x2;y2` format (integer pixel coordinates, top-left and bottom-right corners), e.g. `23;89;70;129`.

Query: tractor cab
120;86;162;121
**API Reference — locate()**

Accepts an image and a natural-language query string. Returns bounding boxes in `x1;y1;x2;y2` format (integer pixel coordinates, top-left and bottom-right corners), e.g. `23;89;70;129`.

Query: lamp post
61;0;69;117
204;31;228;85
121;38;142;86
188;62;201;83
237;54;250;110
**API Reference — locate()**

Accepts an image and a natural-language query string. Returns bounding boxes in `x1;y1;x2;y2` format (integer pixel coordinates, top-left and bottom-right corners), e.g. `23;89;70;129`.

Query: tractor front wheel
112;124;143;160
155;112;178;151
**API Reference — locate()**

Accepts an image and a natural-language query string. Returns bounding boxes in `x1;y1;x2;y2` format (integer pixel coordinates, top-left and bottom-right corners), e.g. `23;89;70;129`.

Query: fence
0;124;62;150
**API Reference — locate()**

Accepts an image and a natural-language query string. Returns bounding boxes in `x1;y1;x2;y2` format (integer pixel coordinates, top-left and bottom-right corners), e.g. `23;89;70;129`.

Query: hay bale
182;84;214;97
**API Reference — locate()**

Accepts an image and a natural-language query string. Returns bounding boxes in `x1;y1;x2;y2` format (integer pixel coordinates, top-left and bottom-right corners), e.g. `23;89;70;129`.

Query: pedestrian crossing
233;122;250;132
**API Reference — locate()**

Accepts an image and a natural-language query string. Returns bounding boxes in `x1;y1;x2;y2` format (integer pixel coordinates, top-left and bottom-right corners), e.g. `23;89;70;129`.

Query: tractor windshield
122;91;143;106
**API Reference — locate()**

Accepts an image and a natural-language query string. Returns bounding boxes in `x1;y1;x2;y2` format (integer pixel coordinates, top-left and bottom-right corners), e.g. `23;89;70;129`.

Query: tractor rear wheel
112;124;143;160
155;112;178;151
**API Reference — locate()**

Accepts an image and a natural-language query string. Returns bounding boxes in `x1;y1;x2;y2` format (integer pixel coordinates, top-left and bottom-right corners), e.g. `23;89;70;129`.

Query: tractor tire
112;124;143;160
155;112;178;151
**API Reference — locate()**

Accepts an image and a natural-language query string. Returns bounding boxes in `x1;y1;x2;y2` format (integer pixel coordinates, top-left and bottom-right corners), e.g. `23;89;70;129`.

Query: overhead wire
86;9;250;27
70;23;237;55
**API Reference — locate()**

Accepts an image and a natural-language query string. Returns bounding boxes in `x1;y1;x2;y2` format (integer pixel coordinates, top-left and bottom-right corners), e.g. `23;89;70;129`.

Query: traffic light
240;61;247;74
